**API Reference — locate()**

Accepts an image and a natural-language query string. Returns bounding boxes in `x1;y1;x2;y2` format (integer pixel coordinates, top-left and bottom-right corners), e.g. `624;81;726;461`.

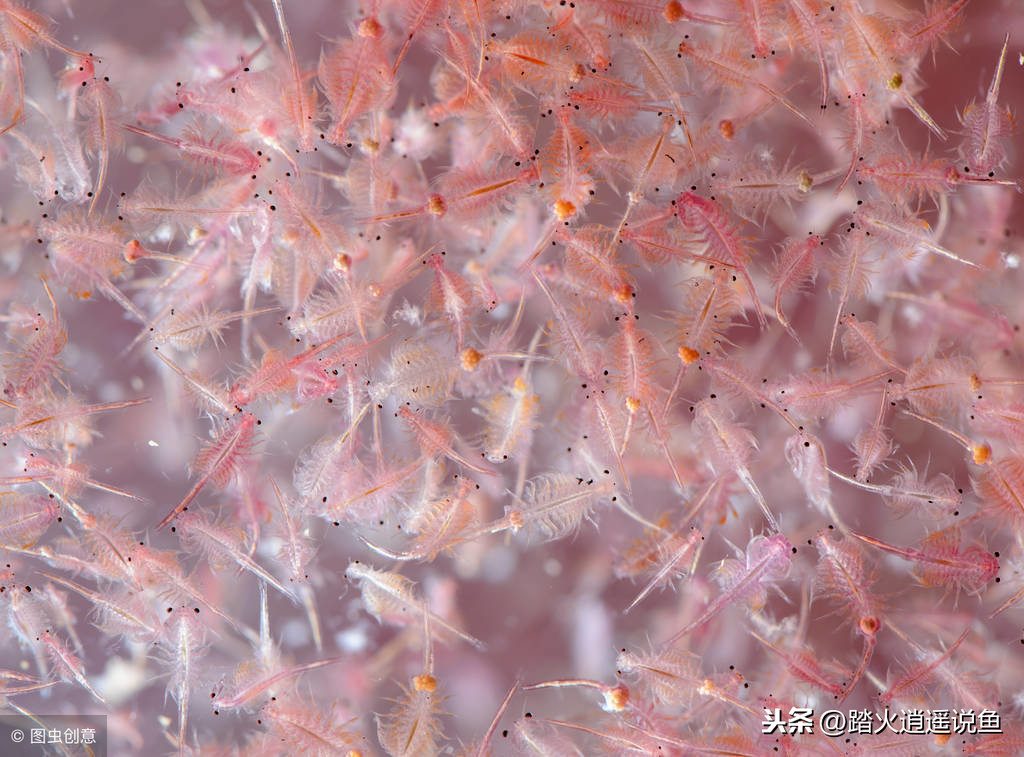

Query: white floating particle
335;626;368;653
900;303;923;326
148;439;159;447
95;656;148;705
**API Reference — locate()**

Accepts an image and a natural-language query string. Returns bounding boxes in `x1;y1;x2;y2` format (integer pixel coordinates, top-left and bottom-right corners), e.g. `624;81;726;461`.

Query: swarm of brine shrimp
1;0;1023;755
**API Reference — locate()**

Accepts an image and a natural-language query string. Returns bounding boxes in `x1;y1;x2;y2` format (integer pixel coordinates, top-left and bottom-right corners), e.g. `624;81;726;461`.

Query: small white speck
259;536;282;559
131;376;144;391
148;439;159;447
153;224;174;243
543;558;562;577
900;303;923;326
335;626;368;653
1003;252;1019;270
96;656;148;705
1013;689;1024;717
393;299;422;326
